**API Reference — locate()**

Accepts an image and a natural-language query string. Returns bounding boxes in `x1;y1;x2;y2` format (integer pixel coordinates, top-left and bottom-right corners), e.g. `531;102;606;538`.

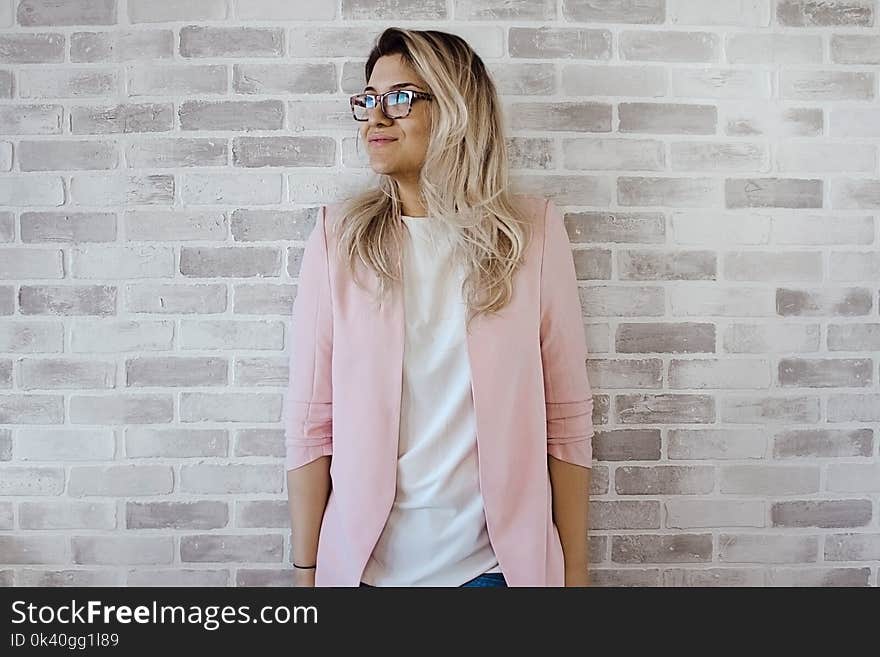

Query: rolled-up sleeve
540;198;595;468
283;205;333;471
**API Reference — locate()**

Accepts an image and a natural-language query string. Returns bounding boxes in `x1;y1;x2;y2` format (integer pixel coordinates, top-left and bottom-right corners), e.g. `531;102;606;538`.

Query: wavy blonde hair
334;27;533;332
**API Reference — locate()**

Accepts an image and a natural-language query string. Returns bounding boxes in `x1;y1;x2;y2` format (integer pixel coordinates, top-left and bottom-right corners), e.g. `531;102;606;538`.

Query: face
359;54;433;183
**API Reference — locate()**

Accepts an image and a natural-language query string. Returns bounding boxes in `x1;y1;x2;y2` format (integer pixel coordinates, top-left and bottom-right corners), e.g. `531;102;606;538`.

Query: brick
70;174;174;206
719;533;818;563
562;0;664;23
509;102;611;132
827;392;880;423
725;105;822;137
780;70;874;100
619;250;716;280
180;392;282;423
831;34;880;64
665;500;765;528
664;568;765;586
612;534;712;563
17;0;116;25
69;395;172;424
127;569;228;586
0;105;60;134
233;284;295;315
16;428;114;459
20;285;117;316
454;0;544;21
127;0;227;23
71;245;175;279
724;251;822;281
830;251;880;280
669;0;771;26
618;177;723;207
234;428;284;458
0;536;66;563
767;568;869;587
342;0;446;18
233;63;335;94
68;464;173;496
179;100;283;131
832;179;880;209
0;32;64;62
670;69;771;99
0;70;8;97
125;283;226;314
128;64;226;95
70;103;173;134
125;210;226;240
778;358;872;387
620;31;719;62
21;212;116;243
509;27;611;58
180;534;283;562
826;464;880;492
19;68;117;98
18;139;118;171
236;570;291;587
590;500;660;530
234;0;334;20
126;356;227;387
0;430;9;460
19;359;115;390
615;465;714;495
721;394;821;423
0;465;64;494
776;1;874;27
70;320;173;352
179;320;283;350
727;34;822;64
616;322;715;352
0;394;64;424
233;136;334;167
129;136;226;171
590;569;660;586
825;533;880;561
0;248;63;278
828;322;880;350
180;26;283;58
180;246;282;277
669;358;772;389
670;141;767;169
179;464;282;494
231;209;313;241
236;500;288;528
776;287;872;316
18;570;121;586
617;393;714;423
71;30;172;62
20;501;115;529
0;321;63;352
773;428;872;458
771;500;872;528
181;173;284;205
565;138;664;171
72;536;173;565
125;428;227;458
0;176;64;205
234;357;287;386
127;501;228;529
720;465;819;495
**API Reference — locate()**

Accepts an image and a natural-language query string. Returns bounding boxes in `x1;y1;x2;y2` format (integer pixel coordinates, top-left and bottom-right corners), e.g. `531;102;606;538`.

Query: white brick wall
0;0;878;587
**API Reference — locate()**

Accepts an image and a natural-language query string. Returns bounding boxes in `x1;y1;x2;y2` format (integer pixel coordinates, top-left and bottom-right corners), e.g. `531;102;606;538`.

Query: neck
396;177;427;217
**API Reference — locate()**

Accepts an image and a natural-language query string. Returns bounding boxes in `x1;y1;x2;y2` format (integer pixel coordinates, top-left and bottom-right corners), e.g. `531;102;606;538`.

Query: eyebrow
363;82;422;92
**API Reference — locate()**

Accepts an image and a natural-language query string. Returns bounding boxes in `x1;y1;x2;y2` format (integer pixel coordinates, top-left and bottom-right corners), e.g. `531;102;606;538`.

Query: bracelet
293;563;317;569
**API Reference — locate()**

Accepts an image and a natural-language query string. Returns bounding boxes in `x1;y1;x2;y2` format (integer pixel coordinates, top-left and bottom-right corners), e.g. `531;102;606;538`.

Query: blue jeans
360;572;507;587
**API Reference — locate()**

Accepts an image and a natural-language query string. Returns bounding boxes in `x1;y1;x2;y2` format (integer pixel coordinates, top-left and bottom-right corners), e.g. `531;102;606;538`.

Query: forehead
366;53;426;91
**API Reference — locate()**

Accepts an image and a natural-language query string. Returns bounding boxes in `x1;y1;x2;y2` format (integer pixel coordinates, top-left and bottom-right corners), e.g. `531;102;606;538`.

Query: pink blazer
283;194;595;587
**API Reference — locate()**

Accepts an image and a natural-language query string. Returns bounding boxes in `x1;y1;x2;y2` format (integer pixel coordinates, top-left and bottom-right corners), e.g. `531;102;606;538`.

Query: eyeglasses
349;89;434;121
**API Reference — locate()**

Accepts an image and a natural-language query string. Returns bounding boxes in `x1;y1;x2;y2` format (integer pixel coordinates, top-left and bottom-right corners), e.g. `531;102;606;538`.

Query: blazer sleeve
283;205;334;471
540;197;595;469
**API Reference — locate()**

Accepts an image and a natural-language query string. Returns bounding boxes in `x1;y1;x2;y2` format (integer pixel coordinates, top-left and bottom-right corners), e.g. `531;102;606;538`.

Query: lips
369;136;397;143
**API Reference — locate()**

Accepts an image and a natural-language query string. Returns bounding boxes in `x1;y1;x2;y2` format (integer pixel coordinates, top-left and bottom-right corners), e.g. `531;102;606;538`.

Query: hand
293;567;316;587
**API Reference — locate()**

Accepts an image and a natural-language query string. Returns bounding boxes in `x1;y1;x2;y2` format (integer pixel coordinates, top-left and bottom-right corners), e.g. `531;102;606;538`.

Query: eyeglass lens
353;92;411;120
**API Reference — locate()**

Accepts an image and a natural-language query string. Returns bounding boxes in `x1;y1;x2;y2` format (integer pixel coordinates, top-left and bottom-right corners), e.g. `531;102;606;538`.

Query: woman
284;27;595;587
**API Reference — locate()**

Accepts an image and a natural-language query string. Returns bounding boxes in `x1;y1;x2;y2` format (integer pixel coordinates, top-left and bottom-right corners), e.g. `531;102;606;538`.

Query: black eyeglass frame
349;89;434;121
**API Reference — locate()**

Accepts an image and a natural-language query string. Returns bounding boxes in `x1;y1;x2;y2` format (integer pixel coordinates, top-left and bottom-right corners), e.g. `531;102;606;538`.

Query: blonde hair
334;27;533;332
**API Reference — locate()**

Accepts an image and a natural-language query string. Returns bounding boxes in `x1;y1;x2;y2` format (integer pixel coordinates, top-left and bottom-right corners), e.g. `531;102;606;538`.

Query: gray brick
19;68;117;98
20;501;115;529
236;569;291;587
669;358;772;389
824;533;880;561
773;428;872;458
234;0;334;20
721;394;821;424
180;26;283;58
0;176;64;205
618;177;723;207
509;27;612;58
617;393;714;423
726;177;823;208
128;64;226;95
180;534;283;563
18;570;121;586
68;464;173;496
590;500;660;530
616;322;715;352
0;104;62;134
122;135;214;169
719;533;818;563
127;501;228;529
180;246;282;277
70;174;174;206
0;394;64;424
69;394;172;424
665;500;765;528
619;250;716;280
0;32;64;62
0;536;66;563
127;569;229;587
0;429;10;460
232;284;294;315
767;568;870;587
70;245;175;279
180;392;282;423
126;356;227;387
723;322;820;353
772;500;872;528
21;212;116;242
0;465;64;494
509;102;611;132
125;283;227;314
72;536;172;565
0;71;11;98
664;568;765;587
725;105;822;137
826;463;880;492
234;428;284;458
18;139;118;171
19;359;115;390
128;0;228;23
590;569;660;586
124;210;226;241
777;287;873;316
233;136;334;168
776;1;874;27
780;70;874;100
832;179;880;209
236;500;288;528
233;62;335;94
20;286;117;316
234;357;287;386
17;0;117;26
16;428;114;460
720;465;819;495
179;100;283;131
828;322;880;351
71;30;172;62
70;319;173;352
591;429;661;461
0;321;64;353
831;34;880;64
612;534;712;563
620;31;719;62
342;0;446;18
70;103;173;134
563;0;664;23
125;428;227;458
179;464;282;494
615;465;714;495
778;358;872;387
728;33;823;64
179;320;284;350
231;209;314;241
0;248;63;278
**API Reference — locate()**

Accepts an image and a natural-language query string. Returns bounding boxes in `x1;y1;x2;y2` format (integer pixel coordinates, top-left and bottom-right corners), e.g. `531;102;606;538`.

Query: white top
360;214;502;586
